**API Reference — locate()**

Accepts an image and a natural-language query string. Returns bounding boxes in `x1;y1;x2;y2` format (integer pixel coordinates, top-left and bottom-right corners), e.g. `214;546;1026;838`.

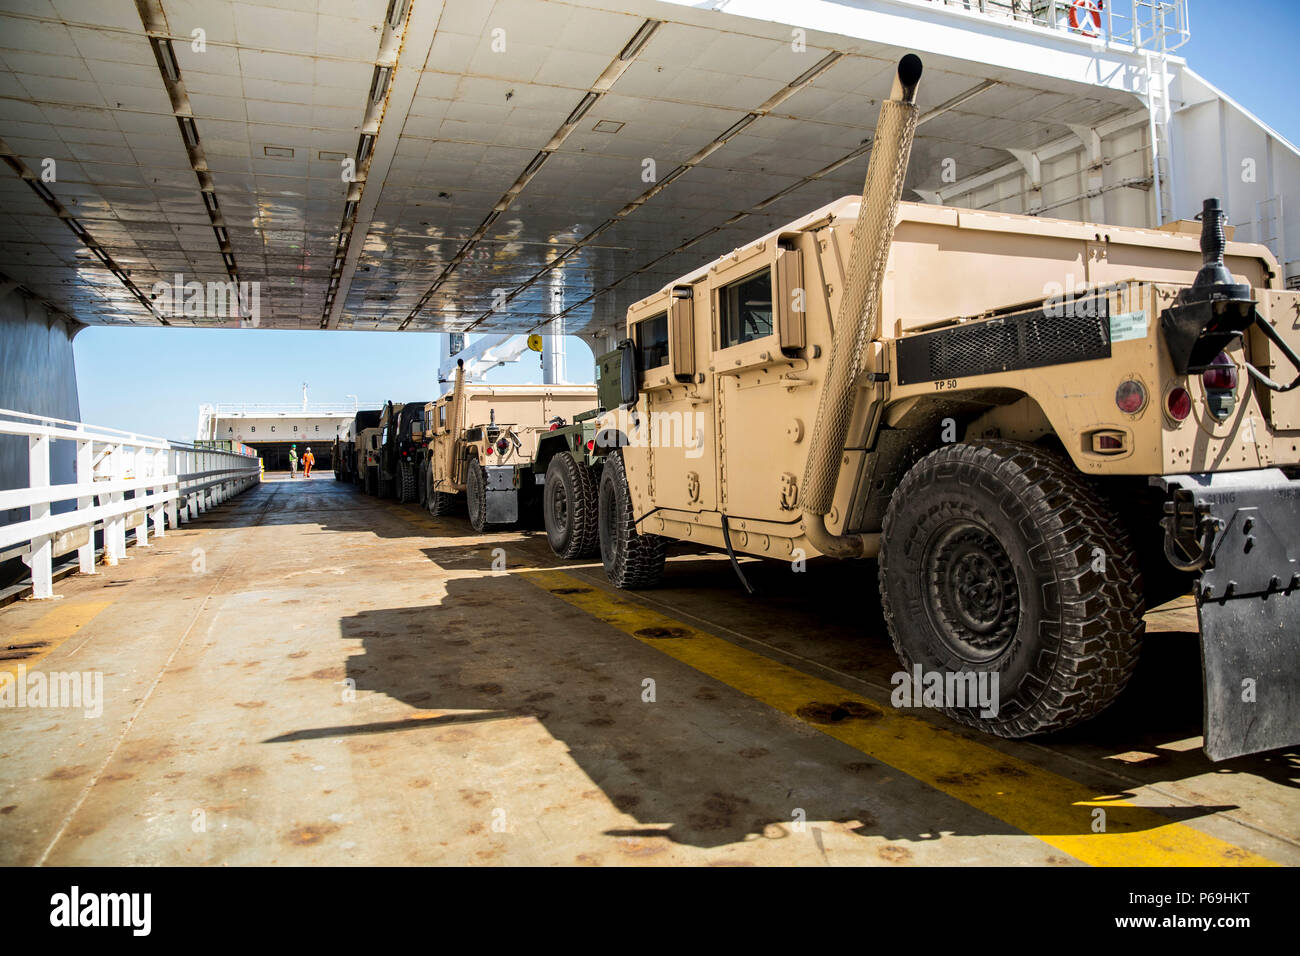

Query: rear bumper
1153;471;1300;760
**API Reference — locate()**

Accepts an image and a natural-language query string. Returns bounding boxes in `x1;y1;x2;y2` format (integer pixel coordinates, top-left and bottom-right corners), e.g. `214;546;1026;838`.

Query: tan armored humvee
589;54;1300;761
424;363;595;531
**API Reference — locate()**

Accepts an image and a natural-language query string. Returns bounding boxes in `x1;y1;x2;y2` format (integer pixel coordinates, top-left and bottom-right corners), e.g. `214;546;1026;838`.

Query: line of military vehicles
334;55;1300;762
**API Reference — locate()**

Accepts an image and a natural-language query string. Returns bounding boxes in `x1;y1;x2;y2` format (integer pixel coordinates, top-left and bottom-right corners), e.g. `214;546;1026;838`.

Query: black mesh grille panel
895;296;1111;386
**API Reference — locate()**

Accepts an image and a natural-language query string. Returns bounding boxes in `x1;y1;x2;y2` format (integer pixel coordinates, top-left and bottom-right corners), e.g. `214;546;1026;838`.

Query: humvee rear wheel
466;462;489;532
544;452;599;558
417;463;429;507
878;440;1143;738
598;450;666;589
365;469;377;496
399;461;416;503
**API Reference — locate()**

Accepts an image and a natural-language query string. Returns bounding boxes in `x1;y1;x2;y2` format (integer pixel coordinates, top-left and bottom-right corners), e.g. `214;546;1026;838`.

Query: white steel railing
0;408;261;600
918;0;1190;52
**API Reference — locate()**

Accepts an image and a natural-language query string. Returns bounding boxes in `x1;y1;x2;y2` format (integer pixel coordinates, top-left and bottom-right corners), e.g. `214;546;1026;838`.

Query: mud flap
485;465;519;525
1157;471;1300;760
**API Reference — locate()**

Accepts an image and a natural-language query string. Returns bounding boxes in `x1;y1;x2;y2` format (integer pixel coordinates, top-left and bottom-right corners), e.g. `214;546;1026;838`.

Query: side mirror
618;338;638;408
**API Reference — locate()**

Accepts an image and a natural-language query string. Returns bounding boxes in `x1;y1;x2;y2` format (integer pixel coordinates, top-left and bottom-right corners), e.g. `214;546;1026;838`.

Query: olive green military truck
587;54;1300;761
533;348;629;558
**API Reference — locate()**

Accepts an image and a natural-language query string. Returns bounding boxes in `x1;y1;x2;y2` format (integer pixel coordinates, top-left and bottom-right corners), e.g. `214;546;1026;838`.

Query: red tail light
586;440;595;452
548;422;559;431
1166;386;1192;421
1115;380;1147;414
1203;352;1238;391
485;445;493;455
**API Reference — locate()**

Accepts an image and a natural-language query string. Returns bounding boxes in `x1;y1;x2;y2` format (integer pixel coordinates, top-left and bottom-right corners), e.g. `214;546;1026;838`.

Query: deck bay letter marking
1242;678;1256;703
191;27;205;52
642;158;656;183
791;28;806;53
791;808;806;833
641;678;656;702
1092;808;1106;833
491;808;507;832
41;158;56;182
491;27;506;52
491;547;506;572
1242;157;1256;183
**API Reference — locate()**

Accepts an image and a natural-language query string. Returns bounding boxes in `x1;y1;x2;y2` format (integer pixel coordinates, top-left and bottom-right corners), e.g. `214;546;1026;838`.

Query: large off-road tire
398;461;416;503
878;440;1143;738
417;461;429;508
364;468;378;496
427;489;462;517
598;450;666;589
544;452;599;558
465;462;489;532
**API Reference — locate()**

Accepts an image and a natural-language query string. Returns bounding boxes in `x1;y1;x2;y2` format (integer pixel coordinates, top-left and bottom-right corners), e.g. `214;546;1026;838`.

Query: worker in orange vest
303;447;315;478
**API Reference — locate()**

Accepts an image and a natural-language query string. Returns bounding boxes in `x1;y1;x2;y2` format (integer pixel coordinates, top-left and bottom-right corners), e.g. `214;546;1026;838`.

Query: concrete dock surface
1;474;1295;866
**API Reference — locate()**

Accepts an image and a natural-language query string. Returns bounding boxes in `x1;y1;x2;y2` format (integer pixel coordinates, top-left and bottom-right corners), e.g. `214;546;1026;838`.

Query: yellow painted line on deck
1;601;113;677
526;568;1275;867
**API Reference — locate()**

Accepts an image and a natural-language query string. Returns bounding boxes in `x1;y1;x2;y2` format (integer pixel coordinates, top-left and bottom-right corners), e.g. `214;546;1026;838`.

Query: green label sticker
1110;310;1148;343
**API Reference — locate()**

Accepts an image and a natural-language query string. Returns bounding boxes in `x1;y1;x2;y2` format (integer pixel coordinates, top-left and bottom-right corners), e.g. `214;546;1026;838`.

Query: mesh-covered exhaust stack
449;359;467;437
801;57;921;517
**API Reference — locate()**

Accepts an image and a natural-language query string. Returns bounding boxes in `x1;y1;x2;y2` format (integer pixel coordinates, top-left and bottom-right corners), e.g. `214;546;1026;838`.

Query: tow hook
1160;492;1221;572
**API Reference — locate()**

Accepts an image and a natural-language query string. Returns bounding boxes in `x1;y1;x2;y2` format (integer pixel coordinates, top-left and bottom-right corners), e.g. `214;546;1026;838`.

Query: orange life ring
1068;0;1104;38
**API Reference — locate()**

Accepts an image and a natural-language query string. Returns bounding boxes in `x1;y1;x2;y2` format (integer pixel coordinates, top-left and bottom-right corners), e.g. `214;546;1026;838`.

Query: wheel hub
925;522;1019;658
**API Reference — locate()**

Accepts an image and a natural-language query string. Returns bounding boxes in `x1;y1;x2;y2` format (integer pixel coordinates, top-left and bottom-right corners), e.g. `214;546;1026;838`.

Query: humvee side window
719;269;773;349
635;311;669;372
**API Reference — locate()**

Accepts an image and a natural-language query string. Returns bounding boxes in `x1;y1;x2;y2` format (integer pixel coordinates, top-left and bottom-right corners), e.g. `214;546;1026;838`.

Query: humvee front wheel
544;452;598;558
598;450;666;589
878;440;1143;738
466;462;489;532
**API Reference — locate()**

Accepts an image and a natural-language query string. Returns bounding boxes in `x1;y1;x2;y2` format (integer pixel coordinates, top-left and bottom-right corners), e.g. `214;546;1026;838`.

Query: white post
28;430;53;599
166;447;179;530
134;443;150;547
76;434;97;575
105;444;124;565
150;446;166;538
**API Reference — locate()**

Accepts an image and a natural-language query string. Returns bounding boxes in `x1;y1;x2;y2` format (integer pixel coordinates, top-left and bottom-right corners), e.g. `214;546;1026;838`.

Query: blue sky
74;0;1298;440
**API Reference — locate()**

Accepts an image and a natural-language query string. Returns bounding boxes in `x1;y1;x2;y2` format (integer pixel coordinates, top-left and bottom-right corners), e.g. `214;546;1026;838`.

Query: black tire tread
546;452;599;558
399;461;416;503
600;451;666;589
466;461;488;532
